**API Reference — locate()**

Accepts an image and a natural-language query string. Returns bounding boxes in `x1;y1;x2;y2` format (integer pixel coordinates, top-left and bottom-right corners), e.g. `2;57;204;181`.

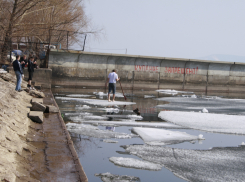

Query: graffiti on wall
164;66;198;75
135;65;159;72
135;64;199;75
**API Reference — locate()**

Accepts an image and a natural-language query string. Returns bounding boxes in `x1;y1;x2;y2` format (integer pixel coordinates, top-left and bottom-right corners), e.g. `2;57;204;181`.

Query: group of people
13;55;36;92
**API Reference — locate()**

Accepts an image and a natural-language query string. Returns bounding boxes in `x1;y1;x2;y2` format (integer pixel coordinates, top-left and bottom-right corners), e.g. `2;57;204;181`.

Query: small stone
29;111;43;123
31;102;46;112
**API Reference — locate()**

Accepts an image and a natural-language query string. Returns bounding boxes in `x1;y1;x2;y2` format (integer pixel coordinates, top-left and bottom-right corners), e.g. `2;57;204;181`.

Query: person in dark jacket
27;57;36;89
13;55;25;92
20;55;28;69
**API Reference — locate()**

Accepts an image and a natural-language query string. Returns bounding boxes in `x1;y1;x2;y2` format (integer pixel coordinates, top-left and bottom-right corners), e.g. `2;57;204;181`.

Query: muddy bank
0;72;87;182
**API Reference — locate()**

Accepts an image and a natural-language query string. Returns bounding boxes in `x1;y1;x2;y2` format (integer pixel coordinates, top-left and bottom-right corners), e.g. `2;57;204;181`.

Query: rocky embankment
0;71;45;181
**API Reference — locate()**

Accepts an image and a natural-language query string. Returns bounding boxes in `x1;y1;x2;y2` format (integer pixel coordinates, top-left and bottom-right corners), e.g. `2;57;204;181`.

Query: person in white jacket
106;69;120;102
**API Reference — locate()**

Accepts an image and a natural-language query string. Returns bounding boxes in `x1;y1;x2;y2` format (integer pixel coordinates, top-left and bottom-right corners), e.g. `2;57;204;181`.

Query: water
53;87;245;182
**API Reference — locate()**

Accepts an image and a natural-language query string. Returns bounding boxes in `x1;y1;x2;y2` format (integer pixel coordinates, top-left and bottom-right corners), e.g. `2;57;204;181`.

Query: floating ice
95;173;140;182
82;120;185;129
83;115;108;120
198;134;204;139
76;105;91;109
241;142;245;146
144;95;156;98
99;107;120;113
202;108;208;113
66;94;92;98
66;123;137;139
95;92;124;98
109;157;162;171
132;127;203;145
158;111;245;134
156;96;245;115
156;89;193;95
55;97;136;106
102;114;143;120
65;112;92;116
123;144;245;182
103;139;118;143
191;94;197;98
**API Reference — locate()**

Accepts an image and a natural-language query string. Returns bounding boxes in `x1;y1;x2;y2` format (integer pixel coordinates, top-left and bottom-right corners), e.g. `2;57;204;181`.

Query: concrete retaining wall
49;50;245;93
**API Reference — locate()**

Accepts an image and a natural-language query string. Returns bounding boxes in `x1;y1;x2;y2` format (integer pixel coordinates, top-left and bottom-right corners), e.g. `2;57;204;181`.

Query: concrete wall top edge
50;49;240;65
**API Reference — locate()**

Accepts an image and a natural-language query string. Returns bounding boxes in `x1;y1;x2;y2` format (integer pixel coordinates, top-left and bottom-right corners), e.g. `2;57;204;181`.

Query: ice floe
102;115;143;120
132;127;204;145
123;144;245;182
65;112;92;116
81;120;185;129
156;96;245;115
66;94;92;98
202;108;208;113
144;95;156;98
109;157;162;171
158;111;245;134
55;97;136;106
95;92;124;98
95;172;140;182
103;139;118;143
156;89;193;95
66;123;137;139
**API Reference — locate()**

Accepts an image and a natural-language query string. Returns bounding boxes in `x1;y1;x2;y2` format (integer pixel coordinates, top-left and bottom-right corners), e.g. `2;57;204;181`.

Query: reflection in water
71;133;101;157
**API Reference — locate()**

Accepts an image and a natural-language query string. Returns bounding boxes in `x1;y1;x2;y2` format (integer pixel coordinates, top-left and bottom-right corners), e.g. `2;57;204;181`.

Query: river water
53;87;245;182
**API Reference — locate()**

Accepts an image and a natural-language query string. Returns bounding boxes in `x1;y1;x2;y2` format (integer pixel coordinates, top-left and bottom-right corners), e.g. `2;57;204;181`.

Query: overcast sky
83;0;245;61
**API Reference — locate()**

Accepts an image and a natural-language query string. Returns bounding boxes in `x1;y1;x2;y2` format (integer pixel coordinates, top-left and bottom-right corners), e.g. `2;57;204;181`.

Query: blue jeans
15;71;22;91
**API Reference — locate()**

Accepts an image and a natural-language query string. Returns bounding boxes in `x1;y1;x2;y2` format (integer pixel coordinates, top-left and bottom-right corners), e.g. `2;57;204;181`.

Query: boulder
29;90;45;98
29;111;43;123
31;98;43;104
46;105;59;113
31;102;46;112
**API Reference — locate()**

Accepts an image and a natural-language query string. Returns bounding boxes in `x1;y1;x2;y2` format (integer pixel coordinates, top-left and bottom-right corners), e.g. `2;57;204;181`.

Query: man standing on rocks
107;69;120;102
27;57;36;90
13;55;24;92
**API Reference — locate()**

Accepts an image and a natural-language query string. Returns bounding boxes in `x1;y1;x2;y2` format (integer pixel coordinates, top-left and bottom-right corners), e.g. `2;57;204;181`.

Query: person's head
30;57;34;62
23;55;26;59
112;69;116;72
16;55;20;60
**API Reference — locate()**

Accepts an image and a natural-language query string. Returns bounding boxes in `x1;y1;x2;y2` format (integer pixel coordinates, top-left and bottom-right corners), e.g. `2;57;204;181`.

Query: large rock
31;102;46;112
29;90;45;98
46;105;59;113
31;98;43;104
29;111;43;123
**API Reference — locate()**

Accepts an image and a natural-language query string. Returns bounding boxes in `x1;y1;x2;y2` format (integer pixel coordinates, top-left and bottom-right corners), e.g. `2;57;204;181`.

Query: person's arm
116;75;120;82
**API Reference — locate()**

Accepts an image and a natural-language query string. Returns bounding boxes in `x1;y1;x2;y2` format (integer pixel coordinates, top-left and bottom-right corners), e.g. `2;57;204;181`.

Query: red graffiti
164;66;198;75
135;65;159;72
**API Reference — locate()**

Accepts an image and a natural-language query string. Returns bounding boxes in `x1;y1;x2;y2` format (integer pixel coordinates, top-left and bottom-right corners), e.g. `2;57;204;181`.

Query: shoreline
0;72;87;182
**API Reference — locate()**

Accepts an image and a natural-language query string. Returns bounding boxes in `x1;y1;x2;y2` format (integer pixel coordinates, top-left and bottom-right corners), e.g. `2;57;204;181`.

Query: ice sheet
156;96;245;115
95;173;140;182
123;145;245;182
66;94;92;98
81;120;185;129
132;127;203;145
109;157;162;171
158;111;245;134
65;112;92;116
56;97;136;106
66;123;137;139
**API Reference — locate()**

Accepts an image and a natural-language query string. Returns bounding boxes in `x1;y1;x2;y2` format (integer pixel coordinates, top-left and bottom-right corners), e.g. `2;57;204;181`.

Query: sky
83;0;245;62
